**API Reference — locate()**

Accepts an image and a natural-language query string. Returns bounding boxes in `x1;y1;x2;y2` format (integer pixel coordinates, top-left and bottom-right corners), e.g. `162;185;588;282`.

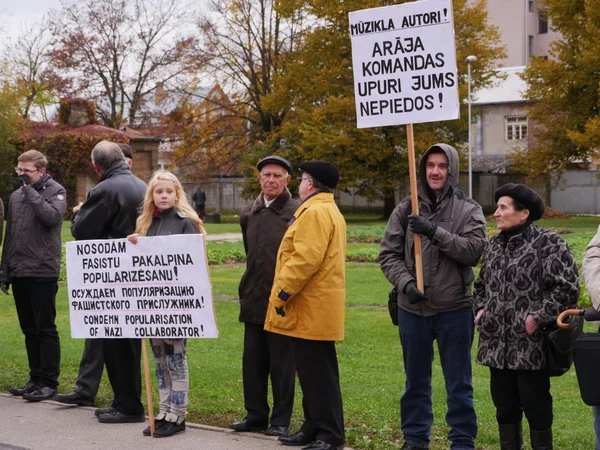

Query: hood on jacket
417;143;460;201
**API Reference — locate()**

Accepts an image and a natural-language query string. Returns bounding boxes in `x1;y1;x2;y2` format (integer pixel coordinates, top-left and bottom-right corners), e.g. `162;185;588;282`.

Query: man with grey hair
56;140;146;424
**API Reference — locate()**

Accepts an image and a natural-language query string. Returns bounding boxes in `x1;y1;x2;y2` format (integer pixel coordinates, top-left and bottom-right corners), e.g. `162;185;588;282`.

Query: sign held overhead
349;0;459;128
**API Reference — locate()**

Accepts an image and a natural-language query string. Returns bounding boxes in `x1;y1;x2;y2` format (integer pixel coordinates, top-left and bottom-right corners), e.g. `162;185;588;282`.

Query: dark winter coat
238;188;300;324
379;144;488;316
0;174;67;281
473;222;580;370
71;161;146;240
146;207;201;237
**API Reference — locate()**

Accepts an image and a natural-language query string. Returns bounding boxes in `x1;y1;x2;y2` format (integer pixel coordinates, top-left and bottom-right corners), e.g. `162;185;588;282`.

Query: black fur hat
495;183;545;220
298;161;339;189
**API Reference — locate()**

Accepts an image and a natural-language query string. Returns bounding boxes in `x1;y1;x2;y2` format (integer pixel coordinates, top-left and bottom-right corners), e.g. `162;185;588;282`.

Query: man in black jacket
55;142;141;410
56;141;146;424
230;156;300;437
1;150;67;402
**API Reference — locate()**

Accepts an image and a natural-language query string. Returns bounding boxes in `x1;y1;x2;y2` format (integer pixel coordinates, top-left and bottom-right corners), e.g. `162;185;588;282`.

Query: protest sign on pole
66;234;217;339
349;0;459;292
349;0;459;129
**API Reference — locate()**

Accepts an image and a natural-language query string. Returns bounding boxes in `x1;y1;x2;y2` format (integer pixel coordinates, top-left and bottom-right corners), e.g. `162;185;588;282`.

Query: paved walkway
205;232;242;242
0;393;331;450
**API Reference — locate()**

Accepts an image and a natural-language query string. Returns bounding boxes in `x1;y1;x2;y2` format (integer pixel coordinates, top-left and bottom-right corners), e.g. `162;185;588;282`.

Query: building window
506;116;528;141
528;35;534;58
539;10;548;34
528;0;534;12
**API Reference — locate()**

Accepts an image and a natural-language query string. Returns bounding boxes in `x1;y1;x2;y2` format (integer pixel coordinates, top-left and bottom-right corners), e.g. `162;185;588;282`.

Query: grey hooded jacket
379;143;487;316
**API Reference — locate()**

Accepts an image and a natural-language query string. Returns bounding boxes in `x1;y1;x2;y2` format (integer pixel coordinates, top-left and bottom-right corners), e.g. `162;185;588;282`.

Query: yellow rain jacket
264;192;346;341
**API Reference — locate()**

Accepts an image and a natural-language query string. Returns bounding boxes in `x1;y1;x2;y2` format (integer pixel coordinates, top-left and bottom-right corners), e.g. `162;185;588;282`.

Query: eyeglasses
15;167;39;175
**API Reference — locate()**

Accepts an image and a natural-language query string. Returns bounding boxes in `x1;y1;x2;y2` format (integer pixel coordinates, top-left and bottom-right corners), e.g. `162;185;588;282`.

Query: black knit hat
298;161;339;189
495;183;545;220
257;155;293;174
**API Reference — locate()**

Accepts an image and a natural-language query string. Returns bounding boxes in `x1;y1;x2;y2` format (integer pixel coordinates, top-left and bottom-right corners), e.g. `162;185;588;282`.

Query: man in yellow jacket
264;161;346;450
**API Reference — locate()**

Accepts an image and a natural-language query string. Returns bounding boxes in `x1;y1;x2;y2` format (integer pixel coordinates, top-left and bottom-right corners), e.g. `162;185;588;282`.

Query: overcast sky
0;0;62;42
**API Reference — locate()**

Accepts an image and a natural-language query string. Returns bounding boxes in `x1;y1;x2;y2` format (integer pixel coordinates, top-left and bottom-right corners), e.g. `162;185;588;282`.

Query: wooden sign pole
406;123;424;293
142;339;156;436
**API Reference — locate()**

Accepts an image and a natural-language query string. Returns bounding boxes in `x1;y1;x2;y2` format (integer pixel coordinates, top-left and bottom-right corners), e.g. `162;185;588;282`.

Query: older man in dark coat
57;141;147;424
230;156;300;437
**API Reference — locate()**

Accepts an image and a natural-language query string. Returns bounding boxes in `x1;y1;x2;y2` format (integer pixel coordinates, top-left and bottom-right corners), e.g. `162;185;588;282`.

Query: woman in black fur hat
473;184;580;450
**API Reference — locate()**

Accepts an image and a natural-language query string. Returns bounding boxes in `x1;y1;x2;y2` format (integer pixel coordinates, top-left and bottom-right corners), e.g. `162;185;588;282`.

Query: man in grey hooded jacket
379;144;487;450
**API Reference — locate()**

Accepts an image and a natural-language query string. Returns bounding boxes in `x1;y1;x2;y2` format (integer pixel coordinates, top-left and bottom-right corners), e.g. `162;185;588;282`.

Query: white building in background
471;66;529;158
485;0;560;67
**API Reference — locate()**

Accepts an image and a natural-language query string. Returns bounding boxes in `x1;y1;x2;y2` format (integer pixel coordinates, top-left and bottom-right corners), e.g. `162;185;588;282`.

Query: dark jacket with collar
0;174;67;281
473;222;579;370
379;143;488;316
71;161;147;240
238;188;300;324
146;207;201;237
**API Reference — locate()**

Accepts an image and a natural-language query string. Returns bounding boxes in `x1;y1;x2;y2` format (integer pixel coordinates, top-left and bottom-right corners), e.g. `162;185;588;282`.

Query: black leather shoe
54;391;95;407
97;410;145;423
279;431;315;446
95;407;116;417
23;386;57;402
265;425;289;436
230;418;267;432
153;420;185;438
301;441;345;450
143;418;166;436
8;382;38;397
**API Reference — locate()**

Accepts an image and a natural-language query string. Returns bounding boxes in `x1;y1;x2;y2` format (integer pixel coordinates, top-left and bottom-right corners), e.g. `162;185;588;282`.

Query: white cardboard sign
349;0;459;128
66;234;217;339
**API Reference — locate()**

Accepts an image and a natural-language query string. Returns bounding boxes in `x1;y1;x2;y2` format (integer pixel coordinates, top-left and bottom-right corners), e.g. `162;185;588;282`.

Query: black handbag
573;331;600;405
543;315;583;377
388;287;399;326
537;232;583;376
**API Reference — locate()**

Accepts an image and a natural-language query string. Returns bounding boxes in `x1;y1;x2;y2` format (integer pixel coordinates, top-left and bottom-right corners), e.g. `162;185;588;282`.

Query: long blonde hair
136;171;206;236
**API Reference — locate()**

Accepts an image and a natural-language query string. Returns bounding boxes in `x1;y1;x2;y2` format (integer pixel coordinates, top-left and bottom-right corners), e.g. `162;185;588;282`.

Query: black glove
408;214;436;239
275;306;286;317
0;283;9;295
17;174;31;186
584;308;600;322
404;281;427;304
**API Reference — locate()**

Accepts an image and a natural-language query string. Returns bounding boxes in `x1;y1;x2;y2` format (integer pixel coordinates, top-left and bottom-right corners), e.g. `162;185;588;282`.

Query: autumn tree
515;0;600;186
49;0;204;128
164;84;249;183
265;0;505;217
0;76;24;205
0;20;60;121
164;0;310;184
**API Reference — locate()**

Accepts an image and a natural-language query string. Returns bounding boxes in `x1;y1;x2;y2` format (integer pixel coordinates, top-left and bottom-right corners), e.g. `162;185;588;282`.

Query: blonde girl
128;171;205;438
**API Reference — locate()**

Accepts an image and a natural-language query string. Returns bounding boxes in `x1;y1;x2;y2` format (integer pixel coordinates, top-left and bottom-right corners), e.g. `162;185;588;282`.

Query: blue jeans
398;307;477;449
593;406;600;450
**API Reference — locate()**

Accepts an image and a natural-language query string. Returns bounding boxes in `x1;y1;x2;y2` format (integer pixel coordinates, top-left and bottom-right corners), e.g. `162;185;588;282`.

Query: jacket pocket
268;301;297;330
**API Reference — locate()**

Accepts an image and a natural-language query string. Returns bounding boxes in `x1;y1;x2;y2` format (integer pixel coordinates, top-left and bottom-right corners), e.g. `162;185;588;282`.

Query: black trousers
75;339;105;400
242;323;295;426
13;277;60;389
104;338;143;415
490;367;553;430
293;337;345;446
